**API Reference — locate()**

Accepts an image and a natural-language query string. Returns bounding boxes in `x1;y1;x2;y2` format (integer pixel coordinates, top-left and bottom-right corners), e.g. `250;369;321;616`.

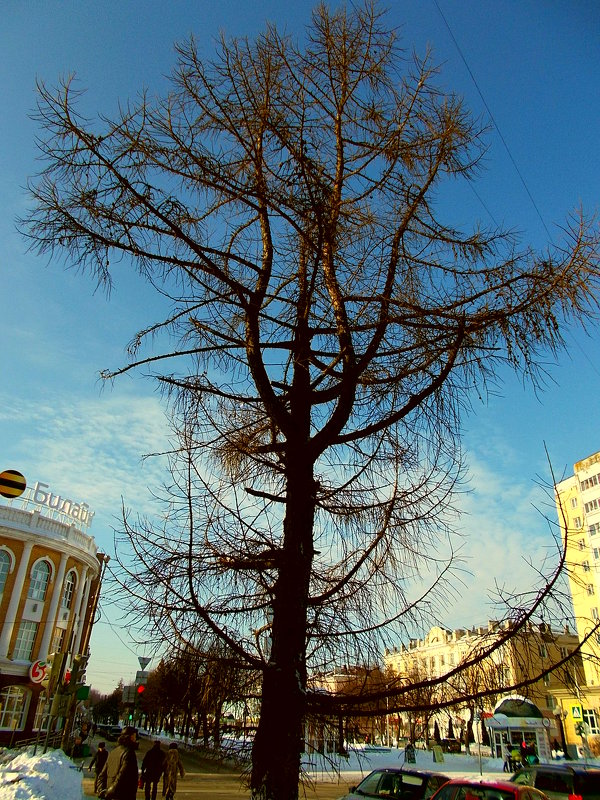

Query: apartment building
555;449;600;743
0;477;106;746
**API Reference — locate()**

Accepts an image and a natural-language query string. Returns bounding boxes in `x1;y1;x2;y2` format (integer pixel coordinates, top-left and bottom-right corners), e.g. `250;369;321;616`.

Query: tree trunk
213;700;222;748
250;455;316;800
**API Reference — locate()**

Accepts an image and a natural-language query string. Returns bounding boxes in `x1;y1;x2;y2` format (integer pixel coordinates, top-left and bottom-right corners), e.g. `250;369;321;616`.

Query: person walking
162;742;185;800
501;741;510;773
89;741;109;795
141;740;165;800
99;726;139;800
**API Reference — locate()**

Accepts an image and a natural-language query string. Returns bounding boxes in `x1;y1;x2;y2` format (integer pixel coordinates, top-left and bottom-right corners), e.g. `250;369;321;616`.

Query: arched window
61;570;76;609
28;560;50;601
0;550;10;599
0;685;31;731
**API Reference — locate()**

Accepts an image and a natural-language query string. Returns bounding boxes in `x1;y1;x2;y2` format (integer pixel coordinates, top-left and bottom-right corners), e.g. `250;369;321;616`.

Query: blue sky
1;1;599;694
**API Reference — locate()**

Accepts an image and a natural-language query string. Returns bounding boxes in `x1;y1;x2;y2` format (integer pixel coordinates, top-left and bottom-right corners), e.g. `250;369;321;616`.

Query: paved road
83;770;348;799
81;737;348;800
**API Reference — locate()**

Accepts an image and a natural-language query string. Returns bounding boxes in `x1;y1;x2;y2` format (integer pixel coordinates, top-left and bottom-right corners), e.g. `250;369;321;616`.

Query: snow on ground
302;743;507;783
0;748;83;800
1;740;598;800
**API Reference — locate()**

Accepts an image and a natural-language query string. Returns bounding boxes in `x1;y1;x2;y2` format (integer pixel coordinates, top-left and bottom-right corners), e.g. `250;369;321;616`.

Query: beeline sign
32;482;95;528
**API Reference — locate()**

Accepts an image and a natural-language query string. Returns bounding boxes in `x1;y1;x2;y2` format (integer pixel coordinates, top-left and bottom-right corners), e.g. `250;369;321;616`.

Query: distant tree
433;720;441;744
91;683;124;725
23;2;600;798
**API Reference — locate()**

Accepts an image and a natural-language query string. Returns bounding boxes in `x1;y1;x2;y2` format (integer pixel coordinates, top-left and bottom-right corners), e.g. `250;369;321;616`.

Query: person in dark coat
99;727;139;800
141;740;166;800
89;742;109;795
162;742;184;800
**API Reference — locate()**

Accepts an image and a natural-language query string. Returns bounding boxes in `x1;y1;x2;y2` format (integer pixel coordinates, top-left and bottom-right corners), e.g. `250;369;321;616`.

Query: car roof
443;779;523;789
514;764;600;775
371;767;451;779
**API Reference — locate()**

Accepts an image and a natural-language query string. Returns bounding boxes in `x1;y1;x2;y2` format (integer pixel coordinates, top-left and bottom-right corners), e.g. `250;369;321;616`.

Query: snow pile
0;748;83;800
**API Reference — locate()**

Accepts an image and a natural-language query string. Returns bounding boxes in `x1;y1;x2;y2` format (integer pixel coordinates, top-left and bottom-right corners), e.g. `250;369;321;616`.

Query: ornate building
385;621;584;759
0;478;106;746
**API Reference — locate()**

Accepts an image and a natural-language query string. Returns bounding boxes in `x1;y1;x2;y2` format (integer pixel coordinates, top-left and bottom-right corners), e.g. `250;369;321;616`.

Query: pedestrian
141;740;166;800
510;744;520;771
99;726;139;800
89;742;109;795
501;741;510;773
162;742;185;800
520;740;528;766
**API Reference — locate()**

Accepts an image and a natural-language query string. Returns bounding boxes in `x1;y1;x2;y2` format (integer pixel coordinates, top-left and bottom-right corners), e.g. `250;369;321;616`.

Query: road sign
138;656;151;670
122;685;137;703
0;470;27;499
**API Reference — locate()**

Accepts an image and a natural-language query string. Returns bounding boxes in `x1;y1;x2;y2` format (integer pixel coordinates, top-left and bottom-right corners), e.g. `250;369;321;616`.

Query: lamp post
554;708;569;759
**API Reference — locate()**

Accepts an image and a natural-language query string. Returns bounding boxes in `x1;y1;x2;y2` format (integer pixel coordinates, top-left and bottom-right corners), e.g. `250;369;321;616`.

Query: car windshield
454;787;515;800
355;771;425;798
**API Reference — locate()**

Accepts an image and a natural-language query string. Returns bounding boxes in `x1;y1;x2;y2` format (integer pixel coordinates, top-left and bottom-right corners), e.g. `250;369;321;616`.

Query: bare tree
22;2;600;798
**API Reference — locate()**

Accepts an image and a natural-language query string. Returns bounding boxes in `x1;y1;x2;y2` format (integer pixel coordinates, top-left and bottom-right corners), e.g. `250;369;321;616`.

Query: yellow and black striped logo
0;470;27;499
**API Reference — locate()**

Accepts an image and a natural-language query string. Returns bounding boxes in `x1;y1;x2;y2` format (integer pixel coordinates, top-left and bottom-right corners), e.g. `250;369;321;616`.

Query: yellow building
0;477;106;746
555;450;600;749
385;621;583;759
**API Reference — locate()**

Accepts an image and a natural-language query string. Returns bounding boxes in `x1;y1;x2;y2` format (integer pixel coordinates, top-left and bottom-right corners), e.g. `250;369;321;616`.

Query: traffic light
69;654;89;690
40;652;67;695
134;669;148;702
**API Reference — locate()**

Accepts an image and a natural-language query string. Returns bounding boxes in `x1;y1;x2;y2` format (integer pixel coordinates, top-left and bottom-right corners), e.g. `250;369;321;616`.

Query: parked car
96;724;123;741
511;763;600;800
440;738;462;753
430;778;549;800
337;766;450;800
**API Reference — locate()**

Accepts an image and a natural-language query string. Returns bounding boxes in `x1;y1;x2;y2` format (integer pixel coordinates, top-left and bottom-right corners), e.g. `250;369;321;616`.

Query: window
0;686;31;731
583;561;590;572
587;584;595;596
50;627;66;653
546;695;556;709
574;517;582;529
594;548;600;560
583;708;600;735
28;561;50;601
590;522;600;536
0;550;10;600
60;570;76;610
33;694;50;732
582;474;600;491
13;621;38;660
579;540;585;551
592;607;599;621
585;498;600;514
571;497;578;508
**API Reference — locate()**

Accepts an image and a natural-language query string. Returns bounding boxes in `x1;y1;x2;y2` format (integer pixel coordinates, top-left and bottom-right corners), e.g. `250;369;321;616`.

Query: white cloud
0;386;172;553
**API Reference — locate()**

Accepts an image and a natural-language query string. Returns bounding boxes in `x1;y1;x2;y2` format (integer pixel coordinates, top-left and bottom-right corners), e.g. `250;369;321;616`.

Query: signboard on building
29;660;47;684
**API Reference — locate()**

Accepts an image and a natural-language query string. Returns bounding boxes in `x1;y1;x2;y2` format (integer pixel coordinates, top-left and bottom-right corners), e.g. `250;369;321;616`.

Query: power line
433;0;553;240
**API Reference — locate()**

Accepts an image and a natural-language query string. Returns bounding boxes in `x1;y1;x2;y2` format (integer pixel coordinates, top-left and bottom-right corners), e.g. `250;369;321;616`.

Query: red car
430;778;549;800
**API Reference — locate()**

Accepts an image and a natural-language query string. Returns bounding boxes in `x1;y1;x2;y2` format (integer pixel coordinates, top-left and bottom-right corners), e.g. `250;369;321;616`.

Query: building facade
555;449;600;750
385;621;584;759
0;479;105;746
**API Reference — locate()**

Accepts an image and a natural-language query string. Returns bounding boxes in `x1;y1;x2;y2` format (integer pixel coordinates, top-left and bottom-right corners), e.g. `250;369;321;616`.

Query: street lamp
554;708;569;759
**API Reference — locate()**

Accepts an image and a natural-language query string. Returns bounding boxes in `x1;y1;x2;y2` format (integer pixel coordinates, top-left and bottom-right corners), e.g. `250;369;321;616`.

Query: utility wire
433;0;553;240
